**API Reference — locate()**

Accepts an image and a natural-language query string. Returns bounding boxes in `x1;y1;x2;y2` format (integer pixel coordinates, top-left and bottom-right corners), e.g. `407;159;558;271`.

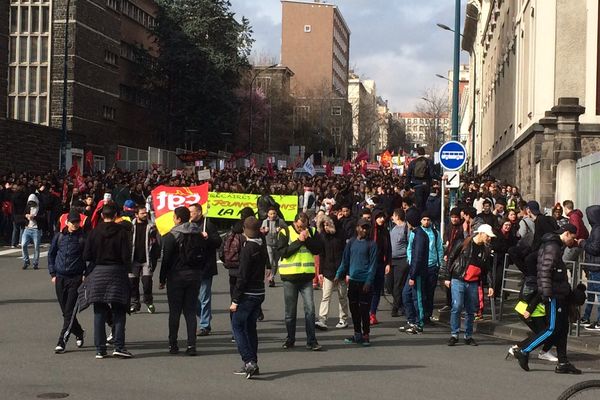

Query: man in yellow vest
277;212;323;351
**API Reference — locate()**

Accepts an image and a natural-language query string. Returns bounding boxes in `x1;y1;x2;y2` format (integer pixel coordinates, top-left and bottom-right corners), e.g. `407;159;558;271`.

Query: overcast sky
230;0;467;112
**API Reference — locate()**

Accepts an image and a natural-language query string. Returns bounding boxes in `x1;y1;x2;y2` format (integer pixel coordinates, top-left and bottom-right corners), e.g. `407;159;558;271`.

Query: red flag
360;160;367;175
115;148;122;161
61;181;69;204
343;161;352;176
68;161;80;178
151;184;209;235
325;163;333;177
85;150;93;169
353;149;369;163
267;158;274;177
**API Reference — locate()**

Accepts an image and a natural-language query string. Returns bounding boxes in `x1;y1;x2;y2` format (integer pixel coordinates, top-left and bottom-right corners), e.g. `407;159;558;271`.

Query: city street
0;245;598;400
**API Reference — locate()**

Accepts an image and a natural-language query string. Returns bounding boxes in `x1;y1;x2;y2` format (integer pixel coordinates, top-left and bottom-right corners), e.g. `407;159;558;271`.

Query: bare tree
415;87;449;154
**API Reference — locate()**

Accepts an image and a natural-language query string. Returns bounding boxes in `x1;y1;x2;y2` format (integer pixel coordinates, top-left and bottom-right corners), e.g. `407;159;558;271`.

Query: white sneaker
315;320;328;330
538;350;558;362
335;320;348;329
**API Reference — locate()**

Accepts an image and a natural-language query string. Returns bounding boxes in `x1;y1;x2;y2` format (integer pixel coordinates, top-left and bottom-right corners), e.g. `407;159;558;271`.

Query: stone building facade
462;0;600;208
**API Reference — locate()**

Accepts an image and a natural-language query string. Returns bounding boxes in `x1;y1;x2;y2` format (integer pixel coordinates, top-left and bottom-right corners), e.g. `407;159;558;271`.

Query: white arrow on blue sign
439;140;467;171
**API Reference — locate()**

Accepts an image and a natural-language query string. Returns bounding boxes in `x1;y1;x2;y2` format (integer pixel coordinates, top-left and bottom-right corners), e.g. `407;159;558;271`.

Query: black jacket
532;214;559;251
440;237;492;287
536;233;571;299
408;227;430;280
232;238;267;304
191;218;223;278
339;215;357;241
83;221;132;274
317;229;346;281
583;205;600;271
48;228;86;278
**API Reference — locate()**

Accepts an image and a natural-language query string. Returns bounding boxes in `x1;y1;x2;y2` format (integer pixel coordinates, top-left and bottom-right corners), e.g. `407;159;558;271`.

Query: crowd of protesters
1;147;599;378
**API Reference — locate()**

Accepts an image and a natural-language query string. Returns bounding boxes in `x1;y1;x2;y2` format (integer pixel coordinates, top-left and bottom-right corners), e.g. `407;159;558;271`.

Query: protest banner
206;192;297;221
151;184;209;235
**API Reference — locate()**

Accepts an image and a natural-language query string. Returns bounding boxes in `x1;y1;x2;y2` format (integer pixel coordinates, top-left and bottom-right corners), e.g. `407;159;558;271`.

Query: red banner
151;184;209;235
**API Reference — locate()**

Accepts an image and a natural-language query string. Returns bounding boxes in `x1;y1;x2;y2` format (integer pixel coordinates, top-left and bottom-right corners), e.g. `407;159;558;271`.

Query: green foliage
140;0;254;148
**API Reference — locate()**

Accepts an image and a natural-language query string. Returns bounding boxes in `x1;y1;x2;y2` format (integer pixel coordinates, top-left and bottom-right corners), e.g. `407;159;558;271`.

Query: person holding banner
189;203;222;337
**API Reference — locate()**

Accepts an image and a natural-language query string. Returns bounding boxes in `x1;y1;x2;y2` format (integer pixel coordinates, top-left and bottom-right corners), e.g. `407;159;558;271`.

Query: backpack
218;231;245;269
413;157;429;180
178;233;206;269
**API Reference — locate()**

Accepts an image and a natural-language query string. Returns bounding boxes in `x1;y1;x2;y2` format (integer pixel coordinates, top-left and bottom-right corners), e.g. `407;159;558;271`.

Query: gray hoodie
26;194;39;229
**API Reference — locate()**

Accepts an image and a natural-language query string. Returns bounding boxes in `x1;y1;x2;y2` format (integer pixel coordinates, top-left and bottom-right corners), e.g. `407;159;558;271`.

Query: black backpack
178;233;206;269
413;157;429;179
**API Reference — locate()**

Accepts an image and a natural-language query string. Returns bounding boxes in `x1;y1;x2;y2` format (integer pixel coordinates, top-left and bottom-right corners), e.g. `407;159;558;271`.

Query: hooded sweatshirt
582;205;600;271
567;209;589;240
159;222;203;284
25;194;39;229
83;221;132;273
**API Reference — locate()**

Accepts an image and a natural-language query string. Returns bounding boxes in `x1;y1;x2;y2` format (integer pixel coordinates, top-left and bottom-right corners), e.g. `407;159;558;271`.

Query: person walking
580;205;600;330
441;224;496;346
21;193;42;269
335;218;377;346
277;212;323;351
48;211;86;354
512;223;582;374
261;207;287;287
369;209;392;325
388;208;410;317
406;147;436;212
315;214;349;330
159;206;204;356
230;217;268;379
82;204;133;359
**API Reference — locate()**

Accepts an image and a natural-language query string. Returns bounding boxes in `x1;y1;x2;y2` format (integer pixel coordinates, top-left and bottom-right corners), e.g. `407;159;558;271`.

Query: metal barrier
573;261;600;337
498;253;520;321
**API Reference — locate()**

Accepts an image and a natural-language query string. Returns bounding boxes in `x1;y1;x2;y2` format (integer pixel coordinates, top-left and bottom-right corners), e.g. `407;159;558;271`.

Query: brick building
0;0;165;173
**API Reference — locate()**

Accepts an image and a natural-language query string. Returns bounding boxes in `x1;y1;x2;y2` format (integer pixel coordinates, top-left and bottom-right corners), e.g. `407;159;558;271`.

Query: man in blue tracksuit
416;211;444;324
399;208;430;334
335;217;378;346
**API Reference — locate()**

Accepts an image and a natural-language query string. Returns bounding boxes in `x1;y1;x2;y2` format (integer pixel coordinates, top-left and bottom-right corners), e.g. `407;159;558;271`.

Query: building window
107;0;119;11
122;0;155;29
104;50;118;66
331;106;342;116
293;106;310;128
256;76;271;96
331;126;342;143
93;155;106;172
8;0;51;125
304;25;311;33
103;106;116;120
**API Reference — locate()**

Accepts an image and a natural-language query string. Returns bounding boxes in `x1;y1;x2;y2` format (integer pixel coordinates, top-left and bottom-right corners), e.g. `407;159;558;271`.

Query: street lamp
435;74;452;82
249;63;278;153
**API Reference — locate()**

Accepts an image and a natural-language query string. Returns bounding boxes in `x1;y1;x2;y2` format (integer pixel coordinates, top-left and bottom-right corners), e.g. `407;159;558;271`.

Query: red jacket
567;209;589;240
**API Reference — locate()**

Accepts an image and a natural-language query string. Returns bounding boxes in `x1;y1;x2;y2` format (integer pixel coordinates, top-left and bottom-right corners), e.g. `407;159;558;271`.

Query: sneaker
169;345;179;355
464;337;478;346
129;305;139;313
506;345;518;359
335;320;348;329
447;336;458;346
579;318;591;327
257;311;264;322
282;340;295;349
361;334;371;347
95;350;108;359
315;320;328;331
306;342;322;351
513;348;530;371
113;348;133;358
76;331;85;348
344;333;363;345
32;263;39;270
54;343;65;354
185;346;197;356
106;332;114;346
398;324;412;332
438;305;451;312
369;313;379;326
147;304;156;314
231;336;236;343
538;350;558;362
584;322;600;331
245;362;259;379
405;324;422;334
22;262;29;270
196;328;210;337
555;362;582;375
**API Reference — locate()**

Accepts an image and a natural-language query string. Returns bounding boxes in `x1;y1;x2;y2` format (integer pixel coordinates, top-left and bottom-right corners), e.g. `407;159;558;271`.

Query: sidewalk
433;295;600;354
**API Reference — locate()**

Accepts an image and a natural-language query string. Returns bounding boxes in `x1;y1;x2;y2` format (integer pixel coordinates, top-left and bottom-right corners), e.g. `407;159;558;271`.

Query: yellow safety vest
278;227;316;275
515;300;545;317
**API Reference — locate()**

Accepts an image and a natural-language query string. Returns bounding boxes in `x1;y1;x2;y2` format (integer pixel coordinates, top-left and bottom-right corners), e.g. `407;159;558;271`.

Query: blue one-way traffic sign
439;141;467;171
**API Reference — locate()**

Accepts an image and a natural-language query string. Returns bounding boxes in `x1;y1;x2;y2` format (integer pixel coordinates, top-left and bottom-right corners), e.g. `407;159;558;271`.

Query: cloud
231;0;467;111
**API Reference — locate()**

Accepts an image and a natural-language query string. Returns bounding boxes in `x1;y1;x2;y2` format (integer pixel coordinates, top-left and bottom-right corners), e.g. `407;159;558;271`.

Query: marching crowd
1;147;599;379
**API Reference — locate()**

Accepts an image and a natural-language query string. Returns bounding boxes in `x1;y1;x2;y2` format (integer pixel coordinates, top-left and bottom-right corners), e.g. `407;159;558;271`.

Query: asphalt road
0;245;598;400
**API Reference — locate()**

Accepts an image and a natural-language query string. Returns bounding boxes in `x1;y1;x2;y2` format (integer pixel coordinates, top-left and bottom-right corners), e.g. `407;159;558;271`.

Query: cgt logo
151;184;209;216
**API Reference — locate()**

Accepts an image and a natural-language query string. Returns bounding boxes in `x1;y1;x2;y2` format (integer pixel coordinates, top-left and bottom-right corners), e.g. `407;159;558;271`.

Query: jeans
197;275;213;330
348;280;372;335
128;262;154;309
94;302;126;352
11;221;23;247
370;266;385;315
402;276;424;326
450;279;479;338
21;227;41;266
391;258;409;313
265;246;278;283
232;294;264;364
55;275;84;343
283;279;317;345
583;271;600;322
168;270;201;347
317;277;349;323
423;267;439;319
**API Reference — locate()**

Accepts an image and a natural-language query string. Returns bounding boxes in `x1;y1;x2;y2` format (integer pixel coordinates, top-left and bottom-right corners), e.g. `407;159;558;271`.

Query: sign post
439;141;467;209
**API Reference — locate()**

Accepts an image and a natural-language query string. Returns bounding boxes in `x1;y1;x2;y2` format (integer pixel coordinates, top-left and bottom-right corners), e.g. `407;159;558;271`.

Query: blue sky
230;0;467;112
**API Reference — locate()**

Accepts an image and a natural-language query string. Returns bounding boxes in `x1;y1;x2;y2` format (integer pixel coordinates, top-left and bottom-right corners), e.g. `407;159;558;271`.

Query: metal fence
576;152;600;225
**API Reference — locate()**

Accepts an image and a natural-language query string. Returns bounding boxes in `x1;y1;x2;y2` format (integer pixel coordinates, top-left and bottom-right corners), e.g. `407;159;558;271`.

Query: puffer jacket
583;205;600;271
48;228;86;278
536;233;571;299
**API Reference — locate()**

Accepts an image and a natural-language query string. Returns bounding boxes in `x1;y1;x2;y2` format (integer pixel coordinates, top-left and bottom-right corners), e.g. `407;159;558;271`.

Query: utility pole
60;0;71;173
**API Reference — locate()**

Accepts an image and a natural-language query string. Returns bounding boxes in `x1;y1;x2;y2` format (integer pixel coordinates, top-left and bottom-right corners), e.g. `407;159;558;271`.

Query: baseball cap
556;223;577;235
357;217;371;228
67;210;81;223
526;201;541;215
475;224;497;238
124;200;136;209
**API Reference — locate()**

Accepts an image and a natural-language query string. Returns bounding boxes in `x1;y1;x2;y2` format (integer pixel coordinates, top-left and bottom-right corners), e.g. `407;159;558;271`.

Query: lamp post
59;0;72;173
249;63;278;153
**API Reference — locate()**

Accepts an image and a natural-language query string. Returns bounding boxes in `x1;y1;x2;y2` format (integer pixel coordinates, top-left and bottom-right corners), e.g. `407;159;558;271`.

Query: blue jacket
406;227;430;279
335;237;377;285
48;229;86;278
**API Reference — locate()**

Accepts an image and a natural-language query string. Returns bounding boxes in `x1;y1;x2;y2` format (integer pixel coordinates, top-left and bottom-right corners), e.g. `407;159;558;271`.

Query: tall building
393;112;449;152
348;73;380;157
1;0;169;173
281;0;350;97
461;0;600;210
